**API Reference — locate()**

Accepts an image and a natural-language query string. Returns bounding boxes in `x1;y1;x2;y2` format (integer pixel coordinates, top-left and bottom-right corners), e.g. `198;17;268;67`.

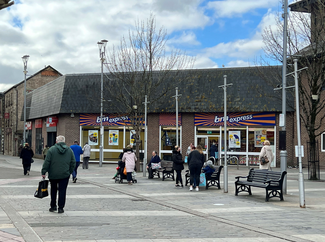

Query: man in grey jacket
82;142;91;169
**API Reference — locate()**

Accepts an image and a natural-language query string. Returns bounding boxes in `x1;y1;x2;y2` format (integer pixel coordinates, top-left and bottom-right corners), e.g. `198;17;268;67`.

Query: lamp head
101;39;108;48
22;55;29;66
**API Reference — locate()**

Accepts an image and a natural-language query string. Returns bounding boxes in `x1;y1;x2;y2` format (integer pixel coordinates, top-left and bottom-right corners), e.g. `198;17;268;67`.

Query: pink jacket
122;151;136;172
259;145;273;170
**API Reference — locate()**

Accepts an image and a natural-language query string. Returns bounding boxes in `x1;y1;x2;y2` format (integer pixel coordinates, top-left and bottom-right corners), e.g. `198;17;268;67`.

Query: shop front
80;114;144;162
194;112;277;167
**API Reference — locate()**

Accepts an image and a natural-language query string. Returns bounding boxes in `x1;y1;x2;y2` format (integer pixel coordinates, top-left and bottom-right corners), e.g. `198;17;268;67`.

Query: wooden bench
235;168;287;201
160;160;174;181
185;166;223;189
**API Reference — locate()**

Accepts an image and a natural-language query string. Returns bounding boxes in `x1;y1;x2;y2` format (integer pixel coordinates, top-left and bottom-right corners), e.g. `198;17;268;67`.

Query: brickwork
181;113;194;156
147;114;159;162
57;114;81;146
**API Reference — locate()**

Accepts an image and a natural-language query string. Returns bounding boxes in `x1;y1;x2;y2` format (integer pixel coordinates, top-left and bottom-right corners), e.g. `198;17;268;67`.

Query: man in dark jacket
147;150;161;179
41;135;76;214
70;140;83;183
172;146;184;187
20;143;34;175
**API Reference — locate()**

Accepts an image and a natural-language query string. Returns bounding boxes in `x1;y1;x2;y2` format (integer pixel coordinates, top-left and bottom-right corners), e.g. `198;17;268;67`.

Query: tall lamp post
22;55;29;144
97;39;108;167
173;87;182;146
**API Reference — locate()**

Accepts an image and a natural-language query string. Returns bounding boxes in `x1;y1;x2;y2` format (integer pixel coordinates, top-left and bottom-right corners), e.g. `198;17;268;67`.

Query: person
20;143;34;176
122;145;136;185
18;144;23;157
259;140;274;170
209;140;218;159
203;160;216;180
41;135;76;214
147;150;161;179
42;145;50;160
186;143;193;156
82;142;91;169
112;149;126;179
188;145;205;192
70;140;83;183
172;145;184;188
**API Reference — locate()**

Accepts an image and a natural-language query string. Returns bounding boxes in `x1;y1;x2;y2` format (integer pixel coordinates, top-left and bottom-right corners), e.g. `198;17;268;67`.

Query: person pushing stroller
122;145;137;185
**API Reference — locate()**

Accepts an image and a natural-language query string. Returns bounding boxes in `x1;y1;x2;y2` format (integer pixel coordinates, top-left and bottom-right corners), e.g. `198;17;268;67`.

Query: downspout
15;87;19;156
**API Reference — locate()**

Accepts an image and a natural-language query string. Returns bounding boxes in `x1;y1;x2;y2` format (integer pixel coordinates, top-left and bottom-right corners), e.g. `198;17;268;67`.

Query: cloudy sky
0;0;297;92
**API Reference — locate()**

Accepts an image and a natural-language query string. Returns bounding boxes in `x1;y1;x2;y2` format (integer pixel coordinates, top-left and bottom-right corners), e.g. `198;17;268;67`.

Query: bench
160;160;174;181
185;166;223;189
235;168;287;201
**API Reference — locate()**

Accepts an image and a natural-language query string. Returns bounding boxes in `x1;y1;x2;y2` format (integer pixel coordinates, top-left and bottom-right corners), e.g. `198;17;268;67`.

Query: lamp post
143;95;150;176
173;87;182;146
22;55;29;144
97;39;108;167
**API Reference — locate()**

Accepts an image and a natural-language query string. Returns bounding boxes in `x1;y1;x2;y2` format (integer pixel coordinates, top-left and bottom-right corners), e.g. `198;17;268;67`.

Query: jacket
70;144;83;162
259;145;274;170
41;142;76;180
188;150;205;169
20;147;34;165
42;147;49;156
83;144;91;157
172;150;184;171
209;144;218;157
122;150;136;172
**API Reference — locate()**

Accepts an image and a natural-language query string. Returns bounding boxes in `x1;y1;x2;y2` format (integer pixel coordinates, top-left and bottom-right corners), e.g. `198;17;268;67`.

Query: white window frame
321;132;325;152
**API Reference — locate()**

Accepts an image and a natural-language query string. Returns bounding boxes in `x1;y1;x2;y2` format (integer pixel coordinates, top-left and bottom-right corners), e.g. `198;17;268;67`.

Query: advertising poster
88;130;98;145
130;130;136;146
109;130;119;146
255;130;267;147
229;131;241;148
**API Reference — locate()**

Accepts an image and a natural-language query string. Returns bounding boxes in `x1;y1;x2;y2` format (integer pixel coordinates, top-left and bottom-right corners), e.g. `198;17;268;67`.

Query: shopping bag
34;179;49;199
151;162;161;169
199;173;206;187
123;167;127;175
184;156;188;163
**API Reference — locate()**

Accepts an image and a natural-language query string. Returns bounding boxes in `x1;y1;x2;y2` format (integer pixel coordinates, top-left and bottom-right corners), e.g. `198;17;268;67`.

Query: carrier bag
199;173;206;187
34;179;49;199
151;162;161;169
123;167;127;175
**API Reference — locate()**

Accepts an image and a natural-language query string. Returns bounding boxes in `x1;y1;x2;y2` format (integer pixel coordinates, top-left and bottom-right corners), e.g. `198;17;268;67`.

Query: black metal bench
235;168;287;201
185;166;223;189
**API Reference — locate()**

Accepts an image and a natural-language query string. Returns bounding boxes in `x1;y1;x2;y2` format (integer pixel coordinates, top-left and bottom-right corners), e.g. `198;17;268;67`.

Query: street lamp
22;55;29;144
97;39;108;167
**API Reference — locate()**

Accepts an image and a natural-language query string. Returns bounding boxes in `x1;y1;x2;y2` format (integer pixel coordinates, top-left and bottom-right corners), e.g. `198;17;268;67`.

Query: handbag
123;167;127;175
34;179;49;199
199;173;206;187
151;162;161;169
260;156;269;165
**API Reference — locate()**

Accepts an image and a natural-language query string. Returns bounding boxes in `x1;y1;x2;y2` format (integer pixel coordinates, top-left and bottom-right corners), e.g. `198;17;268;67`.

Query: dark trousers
23;164;30;175
83;157;89;169
49;176;70;209
127;172;132;182
175;170;183;185
147;167;154;178
190;164;201;187
72;162;80;179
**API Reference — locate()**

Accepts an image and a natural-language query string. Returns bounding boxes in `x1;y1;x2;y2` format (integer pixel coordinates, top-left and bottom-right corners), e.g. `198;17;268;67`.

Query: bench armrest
235;176;248;181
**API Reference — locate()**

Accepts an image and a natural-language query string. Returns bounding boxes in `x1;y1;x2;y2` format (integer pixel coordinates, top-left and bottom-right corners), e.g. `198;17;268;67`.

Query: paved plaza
0;155;324;242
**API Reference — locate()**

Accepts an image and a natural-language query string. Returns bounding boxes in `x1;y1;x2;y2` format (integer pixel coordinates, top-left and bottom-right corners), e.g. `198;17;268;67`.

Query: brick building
0;66;62;156
21;66;301;169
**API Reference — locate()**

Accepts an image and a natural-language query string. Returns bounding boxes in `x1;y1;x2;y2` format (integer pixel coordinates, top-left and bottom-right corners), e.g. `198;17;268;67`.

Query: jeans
23;164;30;175
175;170;183;185
49;176;70;209
72;162;80;179
189;164;201;187
83;157;89;169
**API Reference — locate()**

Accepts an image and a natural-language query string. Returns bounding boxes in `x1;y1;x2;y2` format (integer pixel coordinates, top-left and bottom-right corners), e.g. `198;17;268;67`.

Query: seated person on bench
202;160;216;179
147;150;161;179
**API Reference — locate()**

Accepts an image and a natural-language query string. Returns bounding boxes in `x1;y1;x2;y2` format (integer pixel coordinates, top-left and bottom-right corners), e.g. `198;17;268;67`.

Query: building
0;66;62;156
20;66;300;168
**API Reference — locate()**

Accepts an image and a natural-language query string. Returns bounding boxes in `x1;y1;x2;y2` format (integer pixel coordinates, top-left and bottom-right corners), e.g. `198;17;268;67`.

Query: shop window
35;128;43;155
248;128;274;152
160;126;180;151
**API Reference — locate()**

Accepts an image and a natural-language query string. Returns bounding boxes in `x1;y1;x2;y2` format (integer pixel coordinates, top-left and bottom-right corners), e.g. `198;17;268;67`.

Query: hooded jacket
122;149;136;172
172;150;184;171
41;142;76;179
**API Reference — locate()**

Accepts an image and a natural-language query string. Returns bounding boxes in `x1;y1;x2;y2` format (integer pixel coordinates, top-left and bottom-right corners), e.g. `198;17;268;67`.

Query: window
321;132;325;152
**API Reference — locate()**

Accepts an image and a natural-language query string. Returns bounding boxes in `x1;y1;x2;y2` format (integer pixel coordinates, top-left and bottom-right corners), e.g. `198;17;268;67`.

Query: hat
207;160;213;165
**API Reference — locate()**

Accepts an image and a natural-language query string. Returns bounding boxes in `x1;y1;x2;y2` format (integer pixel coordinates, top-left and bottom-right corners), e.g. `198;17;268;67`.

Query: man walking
70;140;83;183
41;135;75;214
82;142;91;169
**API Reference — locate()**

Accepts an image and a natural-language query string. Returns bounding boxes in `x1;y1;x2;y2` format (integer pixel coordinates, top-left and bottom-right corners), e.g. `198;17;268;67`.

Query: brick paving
0;155;324;241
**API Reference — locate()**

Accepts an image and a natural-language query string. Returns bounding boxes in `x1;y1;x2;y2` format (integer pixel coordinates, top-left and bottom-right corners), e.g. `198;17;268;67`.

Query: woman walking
259;140;274;170
172;145;184;188
188;145;205;191
20;143;34;175
122;145;137;185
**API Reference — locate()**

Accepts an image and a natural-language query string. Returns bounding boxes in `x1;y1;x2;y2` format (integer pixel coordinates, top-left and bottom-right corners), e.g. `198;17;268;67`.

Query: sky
0;0;298;92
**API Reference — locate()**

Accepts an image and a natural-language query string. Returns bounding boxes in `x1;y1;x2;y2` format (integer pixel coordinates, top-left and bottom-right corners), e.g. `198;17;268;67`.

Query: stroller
114;160;137;184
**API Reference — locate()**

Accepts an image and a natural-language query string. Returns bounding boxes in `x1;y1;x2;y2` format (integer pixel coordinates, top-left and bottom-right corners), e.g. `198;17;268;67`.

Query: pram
114;160;137;184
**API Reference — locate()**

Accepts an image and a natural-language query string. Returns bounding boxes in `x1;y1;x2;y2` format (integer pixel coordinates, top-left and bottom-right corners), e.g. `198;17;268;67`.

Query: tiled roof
26;66;294;120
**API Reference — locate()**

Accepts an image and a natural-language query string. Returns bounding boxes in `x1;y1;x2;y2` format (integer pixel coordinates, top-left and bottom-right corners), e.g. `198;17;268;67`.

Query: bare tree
262;1;325;179
103;14;194;170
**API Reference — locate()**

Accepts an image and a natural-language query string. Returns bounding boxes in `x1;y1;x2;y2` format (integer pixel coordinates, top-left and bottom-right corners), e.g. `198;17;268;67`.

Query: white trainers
189;186;193;191
195;187;199;192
